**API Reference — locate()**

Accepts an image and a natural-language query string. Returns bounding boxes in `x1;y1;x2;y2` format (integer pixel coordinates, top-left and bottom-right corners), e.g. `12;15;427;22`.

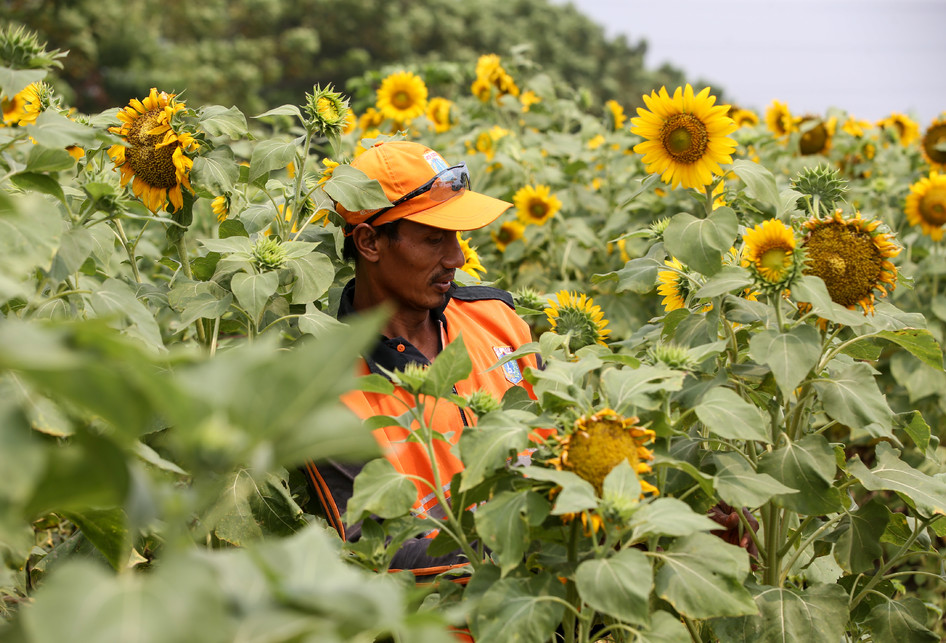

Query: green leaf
748;325;821;398
421;334;472;399
847;442;946;517
10;171;65;203
298;304;344;338
874;328;944;370
600;364;685;413
653;532;756;618
602;459;642;505
663;207;738;276
757;434;843;515
516;466;597;515
474;490;549;575
248;138;298;183
190;148;239;196
254;104;303;120
712;452;797;507
230;270;279;324
26;145;76;173
576;547;652;625
732;160;786;213
287;251;335;303
198;105;249;138
695;265;752;298
346;458;416;522
61;507;128;571
889;350;946;404
812;362;894;432
695;387;770;442
864;597;939;643
637;610;691;643
89;278;165;352
0;66;45;98
471;570;566;643
790;275;868;326
835;498;887;573
607;256;663;294
200;236;254;255
49;227;94;281
24;110;100;148
321;164;393;212
458;410;531;491
713;582;848;643
169;280;233;326
896;411;931;454
629;497;720;539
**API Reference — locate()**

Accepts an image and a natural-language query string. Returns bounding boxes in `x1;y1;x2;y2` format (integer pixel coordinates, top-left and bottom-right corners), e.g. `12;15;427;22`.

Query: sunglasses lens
427;164;470;202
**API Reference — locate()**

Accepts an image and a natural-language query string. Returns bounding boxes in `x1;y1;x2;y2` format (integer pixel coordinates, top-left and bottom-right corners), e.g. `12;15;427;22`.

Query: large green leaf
835;498;887;573
576;547;652;625
458;410;531;491
713;582;848;643
712;452;797;508
230;270;279;324
847;442;946;517
89;278;165;352
49;226;94;281
516;466;597;515
637;610;691;643
748;325;821;398
198;105;249;138
629;497;720;539
0;66;45;98
812;362;894;433
190;148;239;196
298;304;344;338
600;363;685;413
24;110;101;148
346;458;416;522
321;164;393;212
731;160;779;211
757;434;843;515
471;569;566;643
653;532;757;618
474;490;549;575
25;145;76;173
421;334;472;399
61;507;129;571
248;138;299;183
287;251;335;303
695;387;770;442
663;207;739;276
168;280;233;325
874;328;943;370
0;193;62;300
695;265;753;298
863;597;939;643
790;275;869;326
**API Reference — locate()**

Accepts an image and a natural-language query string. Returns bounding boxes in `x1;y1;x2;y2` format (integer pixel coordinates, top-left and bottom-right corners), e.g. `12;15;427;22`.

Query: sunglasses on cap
361;162;471;226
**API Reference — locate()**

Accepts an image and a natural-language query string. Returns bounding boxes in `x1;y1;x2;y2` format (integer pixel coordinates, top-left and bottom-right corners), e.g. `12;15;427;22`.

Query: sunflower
841;117;873;138
357;107;385;131
605;99;627;130
797;115;836;156
630;84;737;190
728;106;759;128
801;209;900;314
375;71;428;123
920;116;946;170
472;54;519;102
425;96;454;133
107;88;198;213
513;184;561;226
549;409;657;496
741;219;802;291
342;108;357;135
904;171;946;241
211;195;229;222
656;258;692;312
457;232;486;279
877;112;920;146
520;90;541;112
316;158;339;185
544;290;610;349
491;220;525;252
1;81;44;126
765;100;797;138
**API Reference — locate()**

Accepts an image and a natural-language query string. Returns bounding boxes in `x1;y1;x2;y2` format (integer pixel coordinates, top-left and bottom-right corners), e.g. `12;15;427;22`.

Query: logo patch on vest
493;346;523;384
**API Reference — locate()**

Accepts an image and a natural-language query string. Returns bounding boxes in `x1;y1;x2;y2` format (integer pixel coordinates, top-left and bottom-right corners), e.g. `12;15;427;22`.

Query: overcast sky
557;0;946;125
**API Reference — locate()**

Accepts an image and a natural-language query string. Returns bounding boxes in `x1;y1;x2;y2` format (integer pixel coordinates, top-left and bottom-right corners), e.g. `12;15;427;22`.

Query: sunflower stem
175;237;207;345
563;519;580;643
112;218;142;284
772;291;786;332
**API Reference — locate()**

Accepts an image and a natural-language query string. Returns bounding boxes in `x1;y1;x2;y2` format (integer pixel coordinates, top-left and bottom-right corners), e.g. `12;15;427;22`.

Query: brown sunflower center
125;109;179;189
529;201;549;218
920;185;946;226
393;91;412;109
563;419;641;494
799;118;829;155
660;113;709;163
921;124;946;164
803;222;883;307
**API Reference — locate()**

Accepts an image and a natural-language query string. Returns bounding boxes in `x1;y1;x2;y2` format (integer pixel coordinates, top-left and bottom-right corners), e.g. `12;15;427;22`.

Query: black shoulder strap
449;285;515;309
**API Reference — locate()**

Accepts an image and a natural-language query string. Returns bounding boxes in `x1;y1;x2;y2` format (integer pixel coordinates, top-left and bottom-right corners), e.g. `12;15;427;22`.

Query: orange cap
336;141;510;230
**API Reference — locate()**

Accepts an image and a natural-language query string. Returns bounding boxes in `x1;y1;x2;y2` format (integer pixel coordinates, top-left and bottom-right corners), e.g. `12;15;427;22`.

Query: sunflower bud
463;389;501;417
791;164;847;216
649;216;672;241
647;341;696;371
252;237;288;270
514;287;546;312
304;84;349;138
394;362;430;395
544;290;610;351
0;24;65;70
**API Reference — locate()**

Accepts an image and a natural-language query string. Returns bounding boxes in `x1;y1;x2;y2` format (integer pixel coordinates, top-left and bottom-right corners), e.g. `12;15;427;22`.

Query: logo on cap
423;150;449;173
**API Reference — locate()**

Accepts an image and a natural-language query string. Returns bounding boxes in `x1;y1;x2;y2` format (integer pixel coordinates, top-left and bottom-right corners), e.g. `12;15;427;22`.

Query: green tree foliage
3;0;689;114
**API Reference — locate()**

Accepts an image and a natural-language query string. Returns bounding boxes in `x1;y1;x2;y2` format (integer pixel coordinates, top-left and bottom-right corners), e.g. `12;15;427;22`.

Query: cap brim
403;191;511;231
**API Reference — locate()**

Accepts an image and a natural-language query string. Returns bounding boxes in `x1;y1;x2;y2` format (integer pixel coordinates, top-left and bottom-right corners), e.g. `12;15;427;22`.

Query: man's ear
352;223;382;263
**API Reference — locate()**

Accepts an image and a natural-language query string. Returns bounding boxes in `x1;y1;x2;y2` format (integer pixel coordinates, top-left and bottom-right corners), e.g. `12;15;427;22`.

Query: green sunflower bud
647;342;696;371
514;287;546;312
304;84;349;137
649;216;672;241
0;25;65;70
394;362;430;395
791;164;847;216
463;389;502;417
252;237;288;270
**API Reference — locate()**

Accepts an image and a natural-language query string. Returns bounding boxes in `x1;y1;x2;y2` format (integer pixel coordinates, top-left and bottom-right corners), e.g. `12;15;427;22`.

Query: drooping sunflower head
457;232;486;279
425;96;455;133
630;84;737;190
797;115;835;156
877;112;920;146
211;194;230;222
375;71;428;124
513;184;561;226
544;290;610;350
741;219;803;293
656;257;696;312
765;100;797;138
491;220;525;252
605;99;627;130
107;88;199;213
791;163;848;215
472;54;520;102
920;116;946;170
550;409;657;496
316;158;339;186
905;171;946;241
802;209;900;314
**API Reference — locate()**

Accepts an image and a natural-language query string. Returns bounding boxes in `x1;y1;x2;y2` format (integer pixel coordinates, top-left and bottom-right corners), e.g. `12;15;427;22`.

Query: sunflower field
1;21;946;643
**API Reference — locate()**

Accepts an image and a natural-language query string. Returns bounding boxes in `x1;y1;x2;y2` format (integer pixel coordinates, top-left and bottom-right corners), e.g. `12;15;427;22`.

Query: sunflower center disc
804;223;882;307
393;91;411;109
530;202;548;218
760;247;789;276
921;187;946;226
799;120;829;155
922;124;946;164
660;114;709;164
125;109;179;189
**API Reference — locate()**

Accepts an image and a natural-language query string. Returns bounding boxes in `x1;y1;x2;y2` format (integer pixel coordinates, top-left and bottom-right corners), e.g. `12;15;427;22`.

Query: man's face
374;220;465;312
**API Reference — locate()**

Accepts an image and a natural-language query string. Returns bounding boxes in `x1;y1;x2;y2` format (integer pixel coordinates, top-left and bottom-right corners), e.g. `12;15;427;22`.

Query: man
303;140;538;579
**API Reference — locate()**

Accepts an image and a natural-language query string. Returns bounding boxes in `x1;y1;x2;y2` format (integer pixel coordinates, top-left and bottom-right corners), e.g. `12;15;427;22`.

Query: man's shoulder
450;285;515;310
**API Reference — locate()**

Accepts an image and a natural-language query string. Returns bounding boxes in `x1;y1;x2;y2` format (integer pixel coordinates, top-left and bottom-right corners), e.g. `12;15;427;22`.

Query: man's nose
444;232;465;269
